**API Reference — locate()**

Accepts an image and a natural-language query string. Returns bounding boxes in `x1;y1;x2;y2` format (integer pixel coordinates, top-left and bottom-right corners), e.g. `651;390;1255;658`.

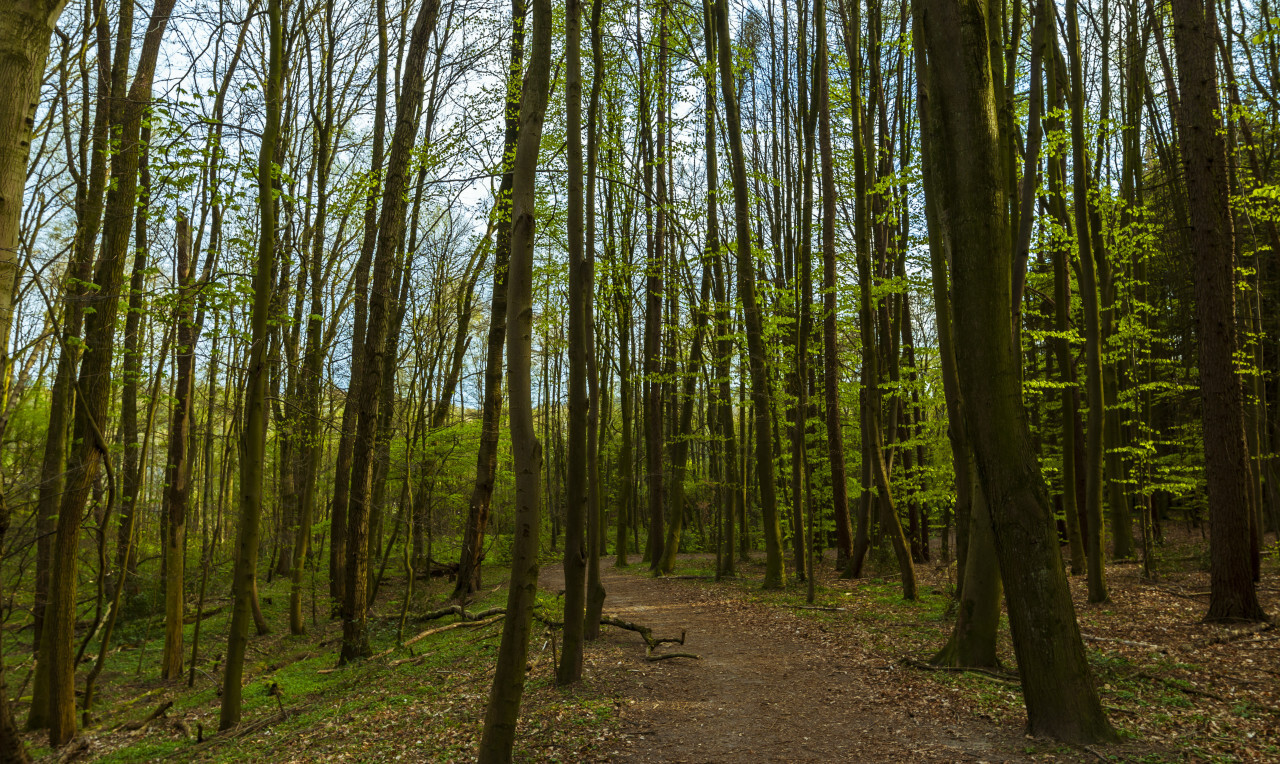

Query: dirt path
540;561;1041;763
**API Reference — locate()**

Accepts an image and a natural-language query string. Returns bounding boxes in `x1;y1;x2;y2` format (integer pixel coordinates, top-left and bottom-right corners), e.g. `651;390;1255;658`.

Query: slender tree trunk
477;0;552;753
583;0;607;638
0;492;30;762
455;0;525;601
558;0;588;684
715;0;784;589
220;0;280;730
1067;0;1110;604
161;214;195;680
341;0;441;664
643;3;667;571
44;0;175;744
330;0;389;610
816;0;852;570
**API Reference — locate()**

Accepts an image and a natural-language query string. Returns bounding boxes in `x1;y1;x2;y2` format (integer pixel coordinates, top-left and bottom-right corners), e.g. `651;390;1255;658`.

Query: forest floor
8;527;1278;762
582;529;1280;763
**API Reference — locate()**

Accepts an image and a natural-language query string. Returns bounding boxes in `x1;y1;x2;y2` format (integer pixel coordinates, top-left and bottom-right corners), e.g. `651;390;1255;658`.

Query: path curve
541;560;1035;763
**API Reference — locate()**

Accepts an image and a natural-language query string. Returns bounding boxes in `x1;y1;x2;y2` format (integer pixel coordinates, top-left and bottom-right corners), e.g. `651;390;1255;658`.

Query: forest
0;0;1277;759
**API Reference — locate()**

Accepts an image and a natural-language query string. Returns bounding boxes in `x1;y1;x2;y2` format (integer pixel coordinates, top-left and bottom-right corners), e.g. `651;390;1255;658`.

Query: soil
542;560;1076;763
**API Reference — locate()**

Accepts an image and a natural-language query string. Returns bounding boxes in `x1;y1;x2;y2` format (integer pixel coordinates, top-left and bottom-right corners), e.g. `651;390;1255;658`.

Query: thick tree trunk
1169;0;1267;622
916;0;1116;742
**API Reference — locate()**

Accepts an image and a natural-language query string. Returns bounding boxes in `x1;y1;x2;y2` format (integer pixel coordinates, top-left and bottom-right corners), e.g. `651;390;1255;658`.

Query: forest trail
540;559;1040;763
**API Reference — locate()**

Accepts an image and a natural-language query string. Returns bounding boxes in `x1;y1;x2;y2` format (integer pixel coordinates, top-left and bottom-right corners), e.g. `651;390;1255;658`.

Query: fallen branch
787;604;847;612
1081;633;1162;650
601;614;700;661
57;737;91;763
416;604;505;623
183;605;226;625
370;613;505;661
119;700;174;731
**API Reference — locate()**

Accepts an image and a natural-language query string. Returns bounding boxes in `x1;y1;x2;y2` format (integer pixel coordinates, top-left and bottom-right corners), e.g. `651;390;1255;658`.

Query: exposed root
900;657;1018;683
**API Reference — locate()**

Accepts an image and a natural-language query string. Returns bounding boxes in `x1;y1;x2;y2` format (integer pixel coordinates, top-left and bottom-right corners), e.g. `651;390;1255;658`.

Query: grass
11;545;625;763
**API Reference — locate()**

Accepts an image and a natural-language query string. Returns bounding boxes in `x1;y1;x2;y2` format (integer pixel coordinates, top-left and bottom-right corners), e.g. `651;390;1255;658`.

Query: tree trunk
43;0;175;744
1168;0;1267;622
916;0;1116;742
455;0;525;601
341;0;441;664
161;214;195;680
714;0;785;589
477;0;552;753
330;0;389;610
220;0;280;730
583;0;607;638
558;0;588;684
817;0;852;565
1066;0;1110;604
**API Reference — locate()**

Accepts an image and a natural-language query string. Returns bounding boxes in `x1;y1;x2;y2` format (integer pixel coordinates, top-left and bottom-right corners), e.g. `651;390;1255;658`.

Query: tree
220;0;282;730
559;0;588;684
477;0;553;753
1066;0;1109;603
455;0;526;602
915;0;1116;742
714;0;785;589
1168;0;1267;623
40;0;176;744
341;0;443;664
161;214;196;679
815;0;853;571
